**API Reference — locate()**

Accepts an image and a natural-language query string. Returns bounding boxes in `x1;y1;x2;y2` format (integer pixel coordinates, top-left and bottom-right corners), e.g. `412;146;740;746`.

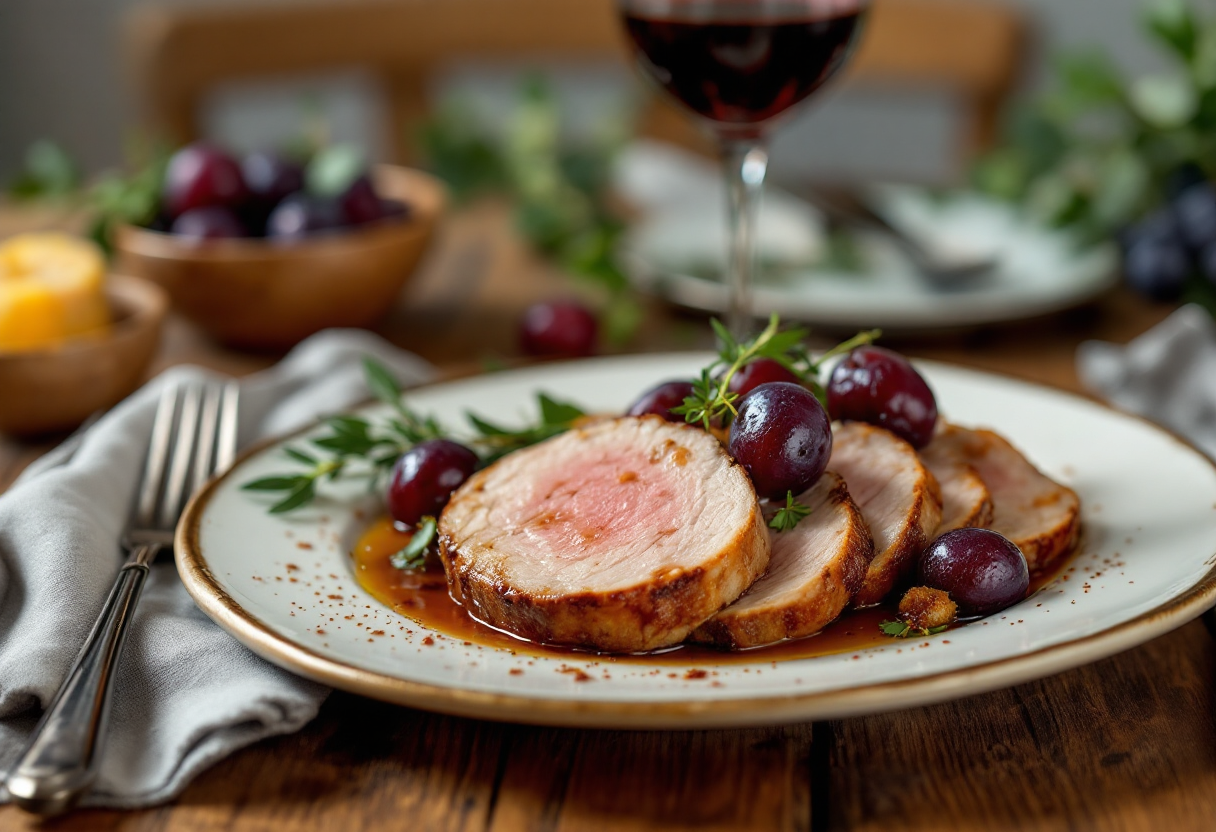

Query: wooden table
3;201;1213;831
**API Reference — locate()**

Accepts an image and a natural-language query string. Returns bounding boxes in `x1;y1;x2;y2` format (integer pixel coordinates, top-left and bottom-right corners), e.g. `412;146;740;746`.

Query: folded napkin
1078;304;1216;458
0;329;434;808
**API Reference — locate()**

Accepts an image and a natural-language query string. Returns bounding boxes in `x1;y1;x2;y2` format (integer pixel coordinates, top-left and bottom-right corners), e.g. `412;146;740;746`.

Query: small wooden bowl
113;165;446;351
0;274;167;436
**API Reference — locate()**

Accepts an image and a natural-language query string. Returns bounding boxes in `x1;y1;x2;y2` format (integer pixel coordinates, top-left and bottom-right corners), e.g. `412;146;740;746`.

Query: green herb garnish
879;620;949;639
769;490;813;532
390;516;437;570
671;313;879;429
242;357;587;513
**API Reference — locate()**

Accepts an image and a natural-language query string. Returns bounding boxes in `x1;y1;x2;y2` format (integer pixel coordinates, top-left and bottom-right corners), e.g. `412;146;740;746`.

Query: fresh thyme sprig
242;357;587;514
390;516;437;570
879;620;949;639
671;314;881;429
769;491;813;532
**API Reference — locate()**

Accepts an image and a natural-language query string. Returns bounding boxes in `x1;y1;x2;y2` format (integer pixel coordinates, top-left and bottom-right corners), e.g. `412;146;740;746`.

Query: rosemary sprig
242;357;587;513
769;491;813;532
671;314;881;428
879;620;949;639
390;516;437;570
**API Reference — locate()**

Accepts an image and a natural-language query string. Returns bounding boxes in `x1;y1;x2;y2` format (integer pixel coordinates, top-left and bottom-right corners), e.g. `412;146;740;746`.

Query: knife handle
5;547;154;815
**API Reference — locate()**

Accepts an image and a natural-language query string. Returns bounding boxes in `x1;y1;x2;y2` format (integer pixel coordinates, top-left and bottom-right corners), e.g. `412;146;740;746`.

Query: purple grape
919;528;1029;616
241;150;305;206
627;380;696;422
827;346;938;449
1123;236;1190;301
338;175;384;225
169;206;246;241
162;143;247;219
265;193;342;240
1173;180;1216;252
728;381;832;500
727;358;801;399
520;301;598;358
387;439;479;527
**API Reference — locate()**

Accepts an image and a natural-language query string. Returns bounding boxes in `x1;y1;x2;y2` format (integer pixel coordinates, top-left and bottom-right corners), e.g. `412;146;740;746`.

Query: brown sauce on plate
352;516;1072;665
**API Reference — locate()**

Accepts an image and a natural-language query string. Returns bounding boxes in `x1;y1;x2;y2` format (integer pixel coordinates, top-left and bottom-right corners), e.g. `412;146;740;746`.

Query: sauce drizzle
352;516;1072;666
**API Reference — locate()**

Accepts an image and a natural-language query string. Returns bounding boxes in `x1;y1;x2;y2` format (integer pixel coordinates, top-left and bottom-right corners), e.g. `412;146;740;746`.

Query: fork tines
131;379;239;544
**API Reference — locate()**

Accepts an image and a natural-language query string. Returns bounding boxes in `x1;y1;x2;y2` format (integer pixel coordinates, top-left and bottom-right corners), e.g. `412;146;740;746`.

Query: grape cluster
156;142;409;243
1120;165;1216;300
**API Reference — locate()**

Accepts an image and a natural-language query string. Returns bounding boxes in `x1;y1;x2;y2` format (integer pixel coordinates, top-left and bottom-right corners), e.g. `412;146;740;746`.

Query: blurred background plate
623;180;1120;333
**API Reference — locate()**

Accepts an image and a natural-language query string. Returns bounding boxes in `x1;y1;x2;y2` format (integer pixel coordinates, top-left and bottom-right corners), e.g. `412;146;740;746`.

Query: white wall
0;0;1177;182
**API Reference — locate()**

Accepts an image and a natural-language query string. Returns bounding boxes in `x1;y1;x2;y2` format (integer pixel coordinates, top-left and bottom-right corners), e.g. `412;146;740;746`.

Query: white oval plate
624;188;1120;332
178;354;1216;728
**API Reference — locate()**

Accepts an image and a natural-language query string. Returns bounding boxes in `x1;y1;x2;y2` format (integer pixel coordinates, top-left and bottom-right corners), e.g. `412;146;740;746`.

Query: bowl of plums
113;142;445;350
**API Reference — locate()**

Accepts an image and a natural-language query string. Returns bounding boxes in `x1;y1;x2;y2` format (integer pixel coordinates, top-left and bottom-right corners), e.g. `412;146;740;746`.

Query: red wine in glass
618;0;869;334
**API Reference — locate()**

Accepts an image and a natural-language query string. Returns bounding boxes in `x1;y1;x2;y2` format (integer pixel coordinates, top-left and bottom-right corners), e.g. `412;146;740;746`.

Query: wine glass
617;0;870;336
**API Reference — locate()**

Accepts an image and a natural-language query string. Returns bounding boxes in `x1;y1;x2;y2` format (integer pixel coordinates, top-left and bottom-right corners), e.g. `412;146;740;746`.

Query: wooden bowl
113;165;446;350
0;274;167;436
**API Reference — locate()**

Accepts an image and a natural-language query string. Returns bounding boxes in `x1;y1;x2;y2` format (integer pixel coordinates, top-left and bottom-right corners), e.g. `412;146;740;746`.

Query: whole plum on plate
627;380;696;422
163;143;248;219
827;346;937;448
727;358;801;399
919;527;1029;616
388;439;480;527
728;381;832;500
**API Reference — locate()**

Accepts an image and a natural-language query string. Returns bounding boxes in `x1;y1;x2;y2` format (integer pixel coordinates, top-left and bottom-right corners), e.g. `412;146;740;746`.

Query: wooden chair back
125;0;1025;163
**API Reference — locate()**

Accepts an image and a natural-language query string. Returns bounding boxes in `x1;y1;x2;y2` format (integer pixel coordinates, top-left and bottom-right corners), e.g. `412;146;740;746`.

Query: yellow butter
0;233;110;352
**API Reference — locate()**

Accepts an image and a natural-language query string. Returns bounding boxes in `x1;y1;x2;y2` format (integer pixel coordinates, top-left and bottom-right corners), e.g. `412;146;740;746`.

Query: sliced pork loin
829;422;943;607
690;472;873;649
928;424;1080;572
918;441;994;534
438;416;770;653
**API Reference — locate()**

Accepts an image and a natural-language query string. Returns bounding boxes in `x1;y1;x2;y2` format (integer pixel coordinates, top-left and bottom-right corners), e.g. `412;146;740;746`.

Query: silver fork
5;379;239;815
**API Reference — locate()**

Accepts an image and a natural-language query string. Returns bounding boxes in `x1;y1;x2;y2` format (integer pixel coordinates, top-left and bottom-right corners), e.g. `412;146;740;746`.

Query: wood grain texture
1;199;1212;831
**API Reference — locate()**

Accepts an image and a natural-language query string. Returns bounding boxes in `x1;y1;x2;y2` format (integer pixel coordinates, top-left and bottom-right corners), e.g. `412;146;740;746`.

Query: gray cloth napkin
1078;303;1216;458
0;329;434;808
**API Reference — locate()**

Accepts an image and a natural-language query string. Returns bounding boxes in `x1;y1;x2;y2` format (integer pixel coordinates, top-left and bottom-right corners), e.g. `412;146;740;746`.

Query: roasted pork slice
919;441;994;534
438;416;770;653
929;425;1080;572
829;422;943;607
689;472;873;649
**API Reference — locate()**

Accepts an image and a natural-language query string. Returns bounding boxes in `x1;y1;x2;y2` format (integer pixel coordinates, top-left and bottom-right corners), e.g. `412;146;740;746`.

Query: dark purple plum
1123;235;1190;300
1173;180;1216;252
265;193;343;240
387;439;480;527
827;346;937;449
338;175;384;225
520;301;598;358
241;150;305;206
727;358;801;399
169;206;247;241
162;143;248;219
919;527;1029;616
728;381;832;500
627;380;696;422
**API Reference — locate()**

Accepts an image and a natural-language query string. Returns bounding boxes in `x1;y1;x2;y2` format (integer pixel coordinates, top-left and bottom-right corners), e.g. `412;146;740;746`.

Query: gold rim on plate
174;363;1216;729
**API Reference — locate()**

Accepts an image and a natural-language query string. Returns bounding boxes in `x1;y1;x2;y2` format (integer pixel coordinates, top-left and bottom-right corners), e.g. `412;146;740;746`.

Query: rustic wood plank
490;725;813;832
0;694;506;832
823;619;1216;831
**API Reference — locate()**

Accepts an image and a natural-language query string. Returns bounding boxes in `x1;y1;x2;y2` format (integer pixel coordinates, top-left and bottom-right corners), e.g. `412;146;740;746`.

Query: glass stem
722;140;769;339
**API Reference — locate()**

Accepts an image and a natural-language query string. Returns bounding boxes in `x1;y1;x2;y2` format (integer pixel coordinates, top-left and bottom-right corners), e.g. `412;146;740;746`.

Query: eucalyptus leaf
1130;72;1199;128
1145;0;1198;60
